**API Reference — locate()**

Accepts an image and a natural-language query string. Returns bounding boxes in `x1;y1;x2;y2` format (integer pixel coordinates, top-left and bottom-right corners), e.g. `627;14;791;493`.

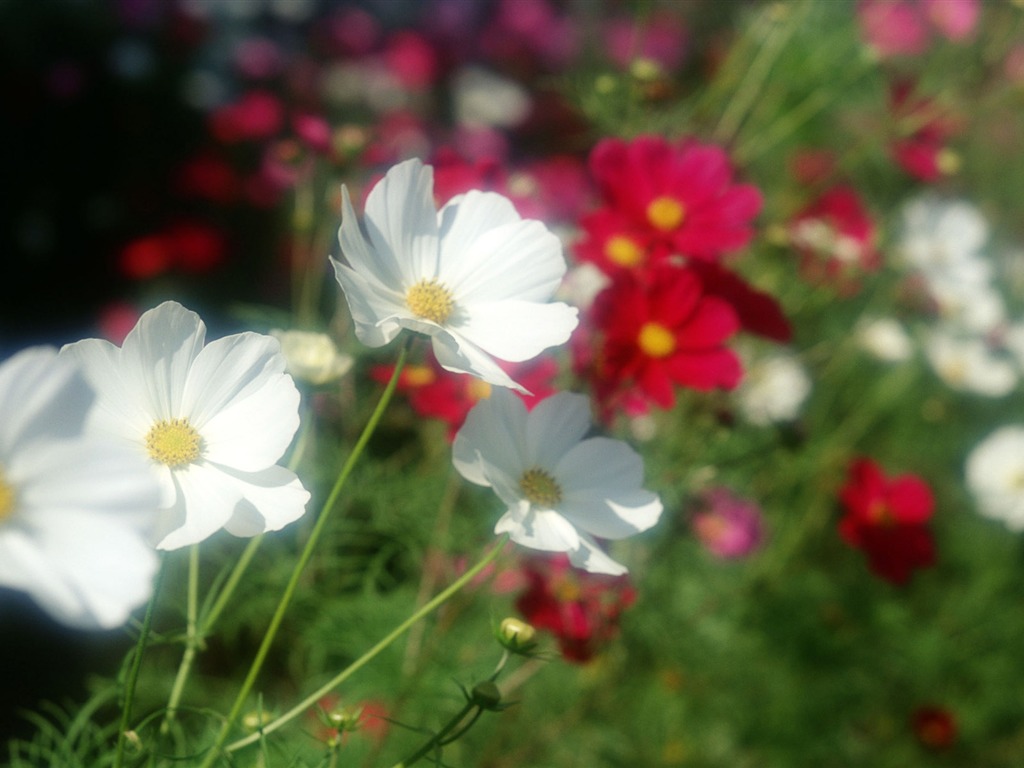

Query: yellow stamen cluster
467;379;492;402
646;196;686;231
0;466;16;522
406;278;455;324
519;467;563;508
637;322;676;358
605;235;645;268
145;418;202;467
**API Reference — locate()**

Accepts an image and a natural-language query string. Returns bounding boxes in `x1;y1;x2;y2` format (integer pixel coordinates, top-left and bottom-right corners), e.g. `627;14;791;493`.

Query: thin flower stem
392;702;477;768
161;544;201;734
113;554;167;768
201;533;263;634
223;534;510;754
198;338;412;768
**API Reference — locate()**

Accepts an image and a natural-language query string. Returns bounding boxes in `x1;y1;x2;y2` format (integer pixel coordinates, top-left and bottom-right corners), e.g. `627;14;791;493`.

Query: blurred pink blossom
604;12;688;71
858;0;979;57
692;488;765;559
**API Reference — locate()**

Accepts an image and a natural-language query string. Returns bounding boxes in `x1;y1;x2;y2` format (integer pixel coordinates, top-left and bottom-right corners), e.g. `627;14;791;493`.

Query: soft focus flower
61;301;310;550
838;457;935;584
923;329;1017;397
587;266;742;415
585;135;762;263
736;352;811;426
788;185;879;291
911;705;958;750
452;389;663;574
889;83;962;182
373;354;558;439
857;317;915;362
270;329;353;386
331;158;578;393
965;426;1024;530
691;487;765;559
514;554;636;662
0;348;160;628
859;0;979;57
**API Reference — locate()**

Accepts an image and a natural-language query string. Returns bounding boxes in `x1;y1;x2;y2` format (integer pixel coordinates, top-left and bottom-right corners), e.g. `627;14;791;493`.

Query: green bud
498;617;538;653
470;681;503;711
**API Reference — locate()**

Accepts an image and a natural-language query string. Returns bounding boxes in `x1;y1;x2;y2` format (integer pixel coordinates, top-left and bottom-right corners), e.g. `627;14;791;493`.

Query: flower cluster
837;458;936;585
571;135;790;420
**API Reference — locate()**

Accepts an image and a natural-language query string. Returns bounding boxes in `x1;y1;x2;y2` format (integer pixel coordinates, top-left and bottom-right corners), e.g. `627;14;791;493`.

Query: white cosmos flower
452;389;663;575
736;352;812;426
923;328;1017;397
330;158;579;393
0;347;160;628
61;301;310;550
965;426;1024;531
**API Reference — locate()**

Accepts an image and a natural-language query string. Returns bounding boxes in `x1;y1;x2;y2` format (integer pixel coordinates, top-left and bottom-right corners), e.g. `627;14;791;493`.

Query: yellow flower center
467;379;492;401
519;467;562;508
605;235;645;267
637;322;676;358
145;418;202;467
403;365;437;387
0;466;17;522
406;278;455;324
646;196;685;231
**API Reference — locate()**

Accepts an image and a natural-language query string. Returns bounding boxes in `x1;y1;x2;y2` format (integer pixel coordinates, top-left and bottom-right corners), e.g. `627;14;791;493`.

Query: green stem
391;702;477;768
202;533;263;634
161;545;201;735
114;554;167;768
223;534;509;753
198;339;412;768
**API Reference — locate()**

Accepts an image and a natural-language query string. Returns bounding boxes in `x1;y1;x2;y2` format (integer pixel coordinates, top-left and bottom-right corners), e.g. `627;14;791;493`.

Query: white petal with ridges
454;300;578;362
363;159;440;282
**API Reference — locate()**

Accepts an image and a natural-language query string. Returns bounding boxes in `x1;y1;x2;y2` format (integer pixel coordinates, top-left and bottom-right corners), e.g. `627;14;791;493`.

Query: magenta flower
692;488;765;559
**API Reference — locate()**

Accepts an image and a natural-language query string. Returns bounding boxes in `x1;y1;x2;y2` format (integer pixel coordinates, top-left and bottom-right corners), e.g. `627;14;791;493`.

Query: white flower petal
495;506;581;553
454;300;578;362
447;219;567;303
432;331;528;393
524;392;592;469
453;391;528;486
363;158;440;282
331;259;407;347
216;464;311;537
437;190;522;272
60;338;152;442
183;333;301;471
568;534;629;576
339;184;405;290
156;462;244;550
0;348;91;455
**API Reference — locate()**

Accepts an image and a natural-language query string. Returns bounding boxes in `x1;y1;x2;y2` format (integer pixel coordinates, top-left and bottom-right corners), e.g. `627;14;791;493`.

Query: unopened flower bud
270;329;354;386
327;705;364;733
123;730;143;754
470;681;502;711
498;617;537;654
242;709;273;732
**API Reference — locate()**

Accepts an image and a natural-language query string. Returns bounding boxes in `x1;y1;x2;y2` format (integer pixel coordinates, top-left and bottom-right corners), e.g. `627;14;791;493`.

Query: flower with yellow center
966;426;1024;531
61;301;310;551
453;389;662;575
331;158;579;394
0;347;160;628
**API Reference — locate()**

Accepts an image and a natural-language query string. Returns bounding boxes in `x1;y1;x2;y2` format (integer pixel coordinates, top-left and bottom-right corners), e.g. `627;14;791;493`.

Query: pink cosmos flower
692;488;765;559
587;135;762;263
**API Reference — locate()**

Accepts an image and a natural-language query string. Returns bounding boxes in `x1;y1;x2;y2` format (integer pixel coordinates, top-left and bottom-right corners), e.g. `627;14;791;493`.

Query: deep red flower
911;705;957;750
838;458;936;584
788;185;879;293
889;81;962;182
586;265;742;415
515;554;636;663
587;135;762;262
373;355;558;440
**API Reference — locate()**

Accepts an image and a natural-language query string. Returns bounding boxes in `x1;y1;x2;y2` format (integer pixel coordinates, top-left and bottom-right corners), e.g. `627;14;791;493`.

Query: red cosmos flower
788;185;879;293
587;265;742;415
585;135;762;263
838;458;936;585
889;81;962;182
515;554;636;663
911;705;957;750
372;355;558;439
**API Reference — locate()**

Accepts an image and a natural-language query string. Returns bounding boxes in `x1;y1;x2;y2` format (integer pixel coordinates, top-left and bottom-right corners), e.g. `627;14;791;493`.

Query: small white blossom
331;158;579;393
452;66;531;128
452;389;662;575
966;426;1024;530
857;317;915;362
61;301;310;550
924;329;1017;397
900;196;989;272
270;329;353;385
736;352;812;426
0;348;160;628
